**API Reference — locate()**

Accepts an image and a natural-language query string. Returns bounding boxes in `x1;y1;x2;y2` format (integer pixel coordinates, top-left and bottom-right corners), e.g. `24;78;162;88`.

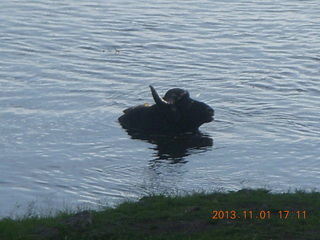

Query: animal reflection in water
118;86;214;160
128;130;213;161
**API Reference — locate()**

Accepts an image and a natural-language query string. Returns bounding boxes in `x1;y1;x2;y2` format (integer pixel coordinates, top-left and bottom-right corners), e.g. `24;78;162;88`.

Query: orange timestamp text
212;210;306;220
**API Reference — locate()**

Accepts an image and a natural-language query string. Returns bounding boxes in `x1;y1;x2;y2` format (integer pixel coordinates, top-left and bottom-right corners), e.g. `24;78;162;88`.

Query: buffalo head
118;86;214;134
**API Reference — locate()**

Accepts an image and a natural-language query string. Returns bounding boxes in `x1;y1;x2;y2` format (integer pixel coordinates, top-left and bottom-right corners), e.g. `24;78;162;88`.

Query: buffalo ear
150;85;169;106
176;91;191;105
179;91;190;101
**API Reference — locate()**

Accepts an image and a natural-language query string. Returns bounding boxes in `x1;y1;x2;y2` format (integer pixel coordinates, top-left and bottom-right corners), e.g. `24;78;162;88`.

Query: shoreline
1;189;319;239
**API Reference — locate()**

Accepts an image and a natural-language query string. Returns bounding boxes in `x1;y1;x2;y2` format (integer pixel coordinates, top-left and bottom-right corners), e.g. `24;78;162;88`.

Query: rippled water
1;0;319;218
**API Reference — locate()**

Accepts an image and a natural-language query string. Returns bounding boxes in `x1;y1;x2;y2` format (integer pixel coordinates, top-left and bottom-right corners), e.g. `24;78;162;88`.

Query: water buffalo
118;86;214;134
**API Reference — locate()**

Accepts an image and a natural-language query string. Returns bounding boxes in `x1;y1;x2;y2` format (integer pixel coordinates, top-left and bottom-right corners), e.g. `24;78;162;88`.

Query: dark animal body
118;86;214;134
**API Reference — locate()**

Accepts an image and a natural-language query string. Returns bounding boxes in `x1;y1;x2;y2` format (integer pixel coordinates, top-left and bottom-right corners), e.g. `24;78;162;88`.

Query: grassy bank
1;189;319;240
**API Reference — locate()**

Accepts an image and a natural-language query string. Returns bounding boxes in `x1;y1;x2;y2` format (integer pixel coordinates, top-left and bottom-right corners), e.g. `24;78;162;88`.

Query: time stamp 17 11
212;210;307;220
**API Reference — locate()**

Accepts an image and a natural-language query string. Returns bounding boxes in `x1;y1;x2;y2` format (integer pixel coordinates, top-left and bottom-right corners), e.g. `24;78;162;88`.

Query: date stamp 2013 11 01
212;210;306;220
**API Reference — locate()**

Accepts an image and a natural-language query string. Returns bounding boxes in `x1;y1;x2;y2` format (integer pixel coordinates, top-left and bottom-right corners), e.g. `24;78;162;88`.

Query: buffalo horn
150;85;169;105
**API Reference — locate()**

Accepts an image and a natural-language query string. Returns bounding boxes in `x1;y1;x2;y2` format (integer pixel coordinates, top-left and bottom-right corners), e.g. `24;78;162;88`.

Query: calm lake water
1;0;319;218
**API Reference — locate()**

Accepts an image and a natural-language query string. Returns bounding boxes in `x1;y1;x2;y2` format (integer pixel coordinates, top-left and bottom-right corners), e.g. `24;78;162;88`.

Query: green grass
1;189;319;240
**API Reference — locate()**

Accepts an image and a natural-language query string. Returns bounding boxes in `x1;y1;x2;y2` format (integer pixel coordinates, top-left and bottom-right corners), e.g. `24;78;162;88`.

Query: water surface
0;0;319;218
